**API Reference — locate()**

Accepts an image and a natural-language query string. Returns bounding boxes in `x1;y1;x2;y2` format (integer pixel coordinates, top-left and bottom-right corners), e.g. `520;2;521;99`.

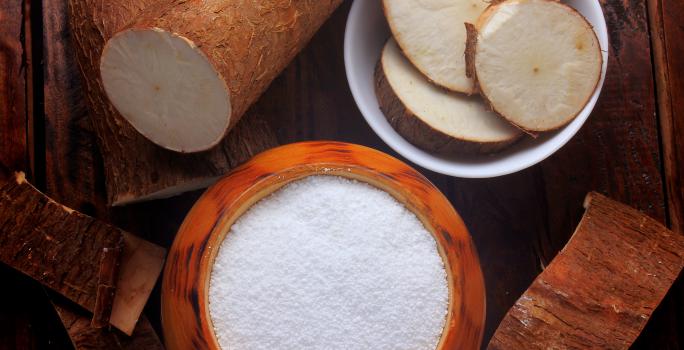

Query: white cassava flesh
101;29;231;153
376;39;520;154
382;0;489;94
469;0;602;132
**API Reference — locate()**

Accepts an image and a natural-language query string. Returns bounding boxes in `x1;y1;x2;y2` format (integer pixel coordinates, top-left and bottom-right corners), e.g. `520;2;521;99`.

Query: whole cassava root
101;0;343;152
68;0;278;206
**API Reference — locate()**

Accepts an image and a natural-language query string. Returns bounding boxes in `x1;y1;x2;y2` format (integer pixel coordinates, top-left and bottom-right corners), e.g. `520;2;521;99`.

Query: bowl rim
161;141;486;350
343;0;609;178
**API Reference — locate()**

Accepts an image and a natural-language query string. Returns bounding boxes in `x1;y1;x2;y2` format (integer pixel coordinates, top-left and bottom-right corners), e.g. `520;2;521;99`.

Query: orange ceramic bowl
161;141;485;350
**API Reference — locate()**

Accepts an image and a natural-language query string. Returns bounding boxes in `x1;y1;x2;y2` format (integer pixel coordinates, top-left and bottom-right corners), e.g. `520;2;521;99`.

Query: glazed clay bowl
161;141;486;350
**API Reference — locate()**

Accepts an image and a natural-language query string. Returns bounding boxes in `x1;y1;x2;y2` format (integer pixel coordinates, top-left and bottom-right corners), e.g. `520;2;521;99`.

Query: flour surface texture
209;175;448;350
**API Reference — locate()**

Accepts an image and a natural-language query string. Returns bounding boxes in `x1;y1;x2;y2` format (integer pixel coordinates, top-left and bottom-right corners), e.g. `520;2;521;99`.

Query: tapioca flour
208;175;448;350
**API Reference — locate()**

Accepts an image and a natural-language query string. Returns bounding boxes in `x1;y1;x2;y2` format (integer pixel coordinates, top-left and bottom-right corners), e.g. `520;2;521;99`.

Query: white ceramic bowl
344;0;608;178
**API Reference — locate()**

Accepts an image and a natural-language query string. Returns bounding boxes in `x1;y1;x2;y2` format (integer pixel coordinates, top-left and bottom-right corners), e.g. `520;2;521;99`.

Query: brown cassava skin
488;192;684;349
0;168;166;335
51;297;164;350
114;0;343;150
374;57;521;155
0;171;123;327
464;0;603;134
67;0;278;206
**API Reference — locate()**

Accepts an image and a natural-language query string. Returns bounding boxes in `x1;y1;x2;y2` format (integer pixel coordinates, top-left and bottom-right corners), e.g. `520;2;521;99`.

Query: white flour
209;175;448;350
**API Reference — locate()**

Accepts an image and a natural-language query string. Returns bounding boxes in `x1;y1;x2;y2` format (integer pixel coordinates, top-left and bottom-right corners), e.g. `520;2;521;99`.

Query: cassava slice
100;0;342;152
382;0;489;94
376;39;521;154
466;0;602;132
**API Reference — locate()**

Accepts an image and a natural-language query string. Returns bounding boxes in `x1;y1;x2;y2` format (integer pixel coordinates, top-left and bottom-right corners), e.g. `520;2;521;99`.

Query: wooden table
1;0;682;348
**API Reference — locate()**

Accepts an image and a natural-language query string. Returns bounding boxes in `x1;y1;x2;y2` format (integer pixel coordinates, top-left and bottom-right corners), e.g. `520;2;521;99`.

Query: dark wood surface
1;0;682;349
649;0;684;235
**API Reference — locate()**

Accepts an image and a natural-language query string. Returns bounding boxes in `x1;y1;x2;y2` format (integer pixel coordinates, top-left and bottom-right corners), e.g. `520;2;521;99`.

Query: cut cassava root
101;29;231;153
101;0;343;152
382;0;488;94
68;0;278;206
375;39;521;154
466;0;602;132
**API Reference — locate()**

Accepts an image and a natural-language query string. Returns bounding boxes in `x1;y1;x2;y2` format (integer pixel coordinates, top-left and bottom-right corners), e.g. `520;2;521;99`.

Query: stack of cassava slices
376;0;603;155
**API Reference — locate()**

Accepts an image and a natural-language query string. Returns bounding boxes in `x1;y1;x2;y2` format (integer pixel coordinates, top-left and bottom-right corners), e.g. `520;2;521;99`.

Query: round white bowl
344;0;608;178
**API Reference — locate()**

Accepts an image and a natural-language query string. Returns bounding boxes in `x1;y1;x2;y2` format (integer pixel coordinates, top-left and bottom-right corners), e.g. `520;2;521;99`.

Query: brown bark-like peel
488;192;684;349
0;172;165;335
91;247;122;328
0;172;122;327
51;294;164;350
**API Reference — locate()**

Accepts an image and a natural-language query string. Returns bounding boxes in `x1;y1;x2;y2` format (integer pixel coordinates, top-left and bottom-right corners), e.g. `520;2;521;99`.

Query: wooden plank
489;193;684;350
0;2;45;349
0;0;28;171
42;0;108;218
540;0;666;258
640;1;684;349
648;0;684;234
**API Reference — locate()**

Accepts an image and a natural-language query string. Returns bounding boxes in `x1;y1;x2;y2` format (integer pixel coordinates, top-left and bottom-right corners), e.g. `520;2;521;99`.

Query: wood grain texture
66;0;278;206
648;0;684;234
642;1;684;348
162;141;485;350
488;192;684;350
539;0;665;259
12;0;680;348
43;0;108;218
0;171;123;324
0;0;28;171
0;3;47;348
